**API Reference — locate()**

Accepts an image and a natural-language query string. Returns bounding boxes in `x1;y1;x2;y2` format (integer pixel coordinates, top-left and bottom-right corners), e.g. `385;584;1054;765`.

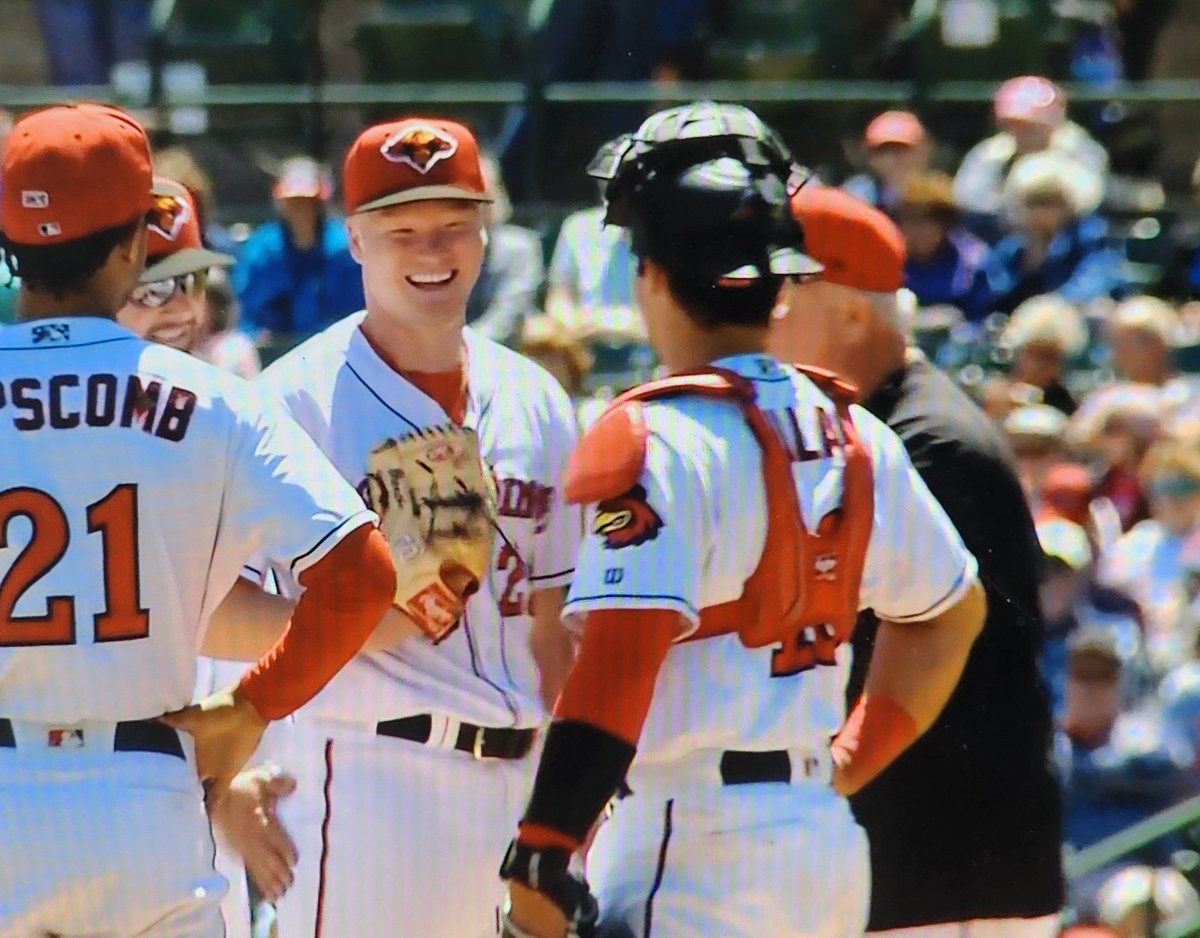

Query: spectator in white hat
1000;293;1090;415
978;151;1132;315
954;76;1110;227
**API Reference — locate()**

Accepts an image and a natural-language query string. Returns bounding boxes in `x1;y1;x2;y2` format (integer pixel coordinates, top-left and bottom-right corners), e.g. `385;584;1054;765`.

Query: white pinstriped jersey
250;312;581;728
0;317;375;723
565;353;977;762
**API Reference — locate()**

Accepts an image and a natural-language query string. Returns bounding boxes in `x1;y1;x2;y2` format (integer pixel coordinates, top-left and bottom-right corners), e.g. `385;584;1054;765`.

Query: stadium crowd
4;55;1200;935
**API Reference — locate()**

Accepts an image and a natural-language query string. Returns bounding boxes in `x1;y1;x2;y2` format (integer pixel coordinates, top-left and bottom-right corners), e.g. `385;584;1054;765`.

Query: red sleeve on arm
553;608;682;746
237;524;396;720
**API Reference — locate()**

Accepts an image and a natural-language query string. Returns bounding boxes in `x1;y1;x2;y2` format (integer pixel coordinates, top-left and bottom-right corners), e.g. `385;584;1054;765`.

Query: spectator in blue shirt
232;156;365;347
894;171;991;321
1055;627;1195;864
979;151;1133;316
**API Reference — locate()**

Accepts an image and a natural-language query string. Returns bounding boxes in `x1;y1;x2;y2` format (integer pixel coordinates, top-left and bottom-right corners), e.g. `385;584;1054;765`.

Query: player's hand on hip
212;765;299;902
159;685;269;806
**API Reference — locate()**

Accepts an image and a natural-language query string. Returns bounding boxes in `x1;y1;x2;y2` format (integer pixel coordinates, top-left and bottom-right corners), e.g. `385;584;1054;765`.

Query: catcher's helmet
587;102;822;285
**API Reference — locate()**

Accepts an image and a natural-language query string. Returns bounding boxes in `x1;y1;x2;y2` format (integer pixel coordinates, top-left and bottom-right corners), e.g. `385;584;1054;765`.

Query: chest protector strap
594;365;874;662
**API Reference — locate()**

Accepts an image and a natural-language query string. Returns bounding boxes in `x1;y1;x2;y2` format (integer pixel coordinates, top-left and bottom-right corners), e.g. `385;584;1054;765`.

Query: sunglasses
129;271;207;309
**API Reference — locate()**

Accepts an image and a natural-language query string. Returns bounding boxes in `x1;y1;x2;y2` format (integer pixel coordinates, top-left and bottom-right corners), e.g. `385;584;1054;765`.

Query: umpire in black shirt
774;185;1064;938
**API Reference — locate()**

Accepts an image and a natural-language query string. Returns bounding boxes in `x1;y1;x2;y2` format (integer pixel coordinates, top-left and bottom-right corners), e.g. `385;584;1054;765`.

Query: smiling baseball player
497;102;988;938
228;115;580;938
0;103;395;937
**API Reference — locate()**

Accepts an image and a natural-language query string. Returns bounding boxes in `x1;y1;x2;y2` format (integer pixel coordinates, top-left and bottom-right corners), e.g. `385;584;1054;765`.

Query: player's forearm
360;606;425;651
237;524;396;720
202;578;295;662
529;588;574;709
831;578;986;795
863;578;986;734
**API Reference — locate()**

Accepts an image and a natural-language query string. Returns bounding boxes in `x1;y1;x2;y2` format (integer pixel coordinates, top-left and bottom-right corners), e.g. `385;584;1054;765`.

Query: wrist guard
499;840;598;938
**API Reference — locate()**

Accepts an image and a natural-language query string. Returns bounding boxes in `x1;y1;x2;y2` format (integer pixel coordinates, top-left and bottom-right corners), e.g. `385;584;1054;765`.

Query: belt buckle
472;725;487;760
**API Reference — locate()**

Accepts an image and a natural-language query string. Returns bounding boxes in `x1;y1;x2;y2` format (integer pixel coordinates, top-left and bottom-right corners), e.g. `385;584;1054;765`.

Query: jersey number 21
0;485;149;646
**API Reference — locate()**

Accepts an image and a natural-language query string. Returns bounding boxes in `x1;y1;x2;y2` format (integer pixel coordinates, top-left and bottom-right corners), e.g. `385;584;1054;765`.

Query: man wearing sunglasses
0;103;396;937
117;176;234;353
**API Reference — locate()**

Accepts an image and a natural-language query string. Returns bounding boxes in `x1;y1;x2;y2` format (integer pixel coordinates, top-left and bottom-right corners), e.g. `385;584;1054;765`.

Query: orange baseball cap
864;110;926;149
790;185;906;292
342;117;494;214
141;177;234;282
1;102;156;246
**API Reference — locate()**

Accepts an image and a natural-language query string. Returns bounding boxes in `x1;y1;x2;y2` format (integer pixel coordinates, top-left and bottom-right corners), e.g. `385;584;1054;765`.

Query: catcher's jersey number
0;485;149;646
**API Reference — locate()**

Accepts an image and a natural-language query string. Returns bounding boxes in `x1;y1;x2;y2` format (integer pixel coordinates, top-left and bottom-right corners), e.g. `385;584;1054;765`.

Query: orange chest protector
565;365;875;676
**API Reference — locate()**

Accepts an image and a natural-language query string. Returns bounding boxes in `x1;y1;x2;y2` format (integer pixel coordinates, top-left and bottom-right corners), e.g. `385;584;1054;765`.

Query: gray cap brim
141;247;235;282
353;185;494;214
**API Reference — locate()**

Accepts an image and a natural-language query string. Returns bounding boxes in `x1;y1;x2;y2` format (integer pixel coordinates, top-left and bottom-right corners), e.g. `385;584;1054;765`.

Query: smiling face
347;199;485;327
117;271;207;352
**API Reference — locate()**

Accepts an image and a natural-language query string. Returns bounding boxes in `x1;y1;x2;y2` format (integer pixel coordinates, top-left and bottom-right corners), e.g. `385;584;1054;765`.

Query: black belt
0;717;184;760
376;714;535;760
720;750;794;785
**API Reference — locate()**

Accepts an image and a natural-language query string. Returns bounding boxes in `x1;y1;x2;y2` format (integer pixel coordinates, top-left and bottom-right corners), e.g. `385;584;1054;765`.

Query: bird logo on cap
380;124;458;175
147;193;190;241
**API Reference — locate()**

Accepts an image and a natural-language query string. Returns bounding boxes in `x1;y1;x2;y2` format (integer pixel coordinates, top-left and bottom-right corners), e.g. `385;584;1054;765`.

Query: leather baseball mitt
364;425;498;641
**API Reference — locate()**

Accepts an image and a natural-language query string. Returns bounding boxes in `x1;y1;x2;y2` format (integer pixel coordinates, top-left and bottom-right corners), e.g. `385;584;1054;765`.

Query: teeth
409;271;453;285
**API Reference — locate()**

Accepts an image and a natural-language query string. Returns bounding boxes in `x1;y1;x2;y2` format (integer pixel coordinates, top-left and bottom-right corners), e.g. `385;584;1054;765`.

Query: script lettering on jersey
763;406;846;463
496;478;553;534
0;373;197;441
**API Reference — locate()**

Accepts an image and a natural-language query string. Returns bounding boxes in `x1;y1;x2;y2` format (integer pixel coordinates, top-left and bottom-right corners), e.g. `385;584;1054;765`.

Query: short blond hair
1004;150;1103;217
1000;293;1089;356
1109;295;1179;345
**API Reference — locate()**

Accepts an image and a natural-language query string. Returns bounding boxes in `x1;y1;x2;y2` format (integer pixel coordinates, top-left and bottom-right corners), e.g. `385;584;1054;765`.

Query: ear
345;218;365;265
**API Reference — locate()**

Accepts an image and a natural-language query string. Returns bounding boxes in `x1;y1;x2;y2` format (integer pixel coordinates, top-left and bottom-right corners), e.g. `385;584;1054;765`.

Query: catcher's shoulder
565;399;648;504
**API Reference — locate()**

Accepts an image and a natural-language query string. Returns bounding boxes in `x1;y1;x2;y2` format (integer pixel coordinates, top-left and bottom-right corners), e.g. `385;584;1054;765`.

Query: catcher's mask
588;102;822;285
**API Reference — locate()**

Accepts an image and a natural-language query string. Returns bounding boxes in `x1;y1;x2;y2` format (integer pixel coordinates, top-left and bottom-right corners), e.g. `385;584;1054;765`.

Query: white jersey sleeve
212;387;376;615
856;407;977;621
563;426;710;631
529;383;581;592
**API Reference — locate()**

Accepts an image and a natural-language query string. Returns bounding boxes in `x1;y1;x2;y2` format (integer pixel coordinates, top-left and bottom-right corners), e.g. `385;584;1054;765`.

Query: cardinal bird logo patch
147;193;190;241
380;124;458;174
593;484;663;550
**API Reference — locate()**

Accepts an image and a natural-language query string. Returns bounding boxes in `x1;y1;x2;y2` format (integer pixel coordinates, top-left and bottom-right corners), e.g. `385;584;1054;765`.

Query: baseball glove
365;424;498;642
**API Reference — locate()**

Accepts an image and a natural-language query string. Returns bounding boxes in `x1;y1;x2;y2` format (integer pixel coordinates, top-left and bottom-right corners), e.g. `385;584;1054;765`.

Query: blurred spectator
894;171;991;322
1096;865;1200;938
516;314;593;401
978;373;1046;423
1108;297;1180;386
1159;532;1200;757
153;145;240;257
1006;404;1071;505
1070;383;1162;534
464;154;543;346
843;111;933;215
1037;518;1149;716
1100;440;1200;671
546;204;642;340
1000;294;1090;414
1043;462;1099;527
117;178;235;357
980;152;1132;315
1054;627;1195;861
1164;156;1200;303
954;77;1110;229
232;156;364;347
35;0;149;86
195;268;261;380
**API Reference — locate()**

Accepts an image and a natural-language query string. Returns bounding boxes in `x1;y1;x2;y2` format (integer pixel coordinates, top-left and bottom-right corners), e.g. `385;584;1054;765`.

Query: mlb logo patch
21;190;49;208
37;221;62;238
47;728;85;749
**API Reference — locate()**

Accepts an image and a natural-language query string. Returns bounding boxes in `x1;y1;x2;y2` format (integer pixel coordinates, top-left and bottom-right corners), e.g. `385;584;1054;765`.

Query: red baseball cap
994;76;1065;126
1;102;156;246
790;185;906;292
141;177;234;282
273;156;333;201
864;110;926;149
342;117;493;214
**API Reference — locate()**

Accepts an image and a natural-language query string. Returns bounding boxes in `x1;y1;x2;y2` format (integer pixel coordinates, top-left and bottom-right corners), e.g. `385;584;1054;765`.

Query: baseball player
226;115;580;938
497;102;988;938
0;103;395;937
